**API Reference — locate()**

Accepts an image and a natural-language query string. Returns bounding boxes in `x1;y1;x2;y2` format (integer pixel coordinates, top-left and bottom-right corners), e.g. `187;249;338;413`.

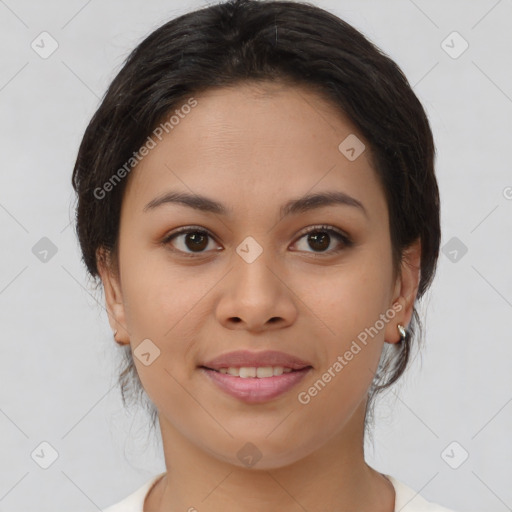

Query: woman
72;0;458;510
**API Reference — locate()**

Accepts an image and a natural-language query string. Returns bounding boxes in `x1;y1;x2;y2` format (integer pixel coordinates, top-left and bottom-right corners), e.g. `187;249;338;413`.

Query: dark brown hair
71;0;440;443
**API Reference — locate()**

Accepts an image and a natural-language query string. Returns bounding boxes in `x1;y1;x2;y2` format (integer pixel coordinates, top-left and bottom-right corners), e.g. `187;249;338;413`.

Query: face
99;82;420;470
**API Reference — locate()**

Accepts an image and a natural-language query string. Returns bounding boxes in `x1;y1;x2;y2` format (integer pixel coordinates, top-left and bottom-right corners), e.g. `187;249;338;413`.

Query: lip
200;366;312;403
201;350;313;370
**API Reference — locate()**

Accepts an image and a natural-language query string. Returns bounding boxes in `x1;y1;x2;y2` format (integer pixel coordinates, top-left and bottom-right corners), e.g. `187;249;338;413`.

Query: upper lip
201;350;313;370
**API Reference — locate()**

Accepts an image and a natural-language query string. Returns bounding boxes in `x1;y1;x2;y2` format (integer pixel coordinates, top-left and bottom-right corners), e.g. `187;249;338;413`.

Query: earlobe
96;247;131;345
384;238;421;344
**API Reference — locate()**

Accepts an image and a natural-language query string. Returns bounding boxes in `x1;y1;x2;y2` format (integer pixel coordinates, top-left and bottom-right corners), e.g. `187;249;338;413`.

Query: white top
101;472;458;511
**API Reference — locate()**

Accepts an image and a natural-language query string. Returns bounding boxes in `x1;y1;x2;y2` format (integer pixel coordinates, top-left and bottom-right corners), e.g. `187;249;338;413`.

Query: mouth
199;349;313;403
199;363;312;404
201;349;312;372
200;365;308;378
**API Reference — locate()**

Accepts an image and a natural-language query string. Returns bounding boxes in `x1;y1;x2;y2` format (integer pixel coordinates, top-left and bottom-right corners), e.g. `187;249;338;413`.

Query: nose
215;247;298;333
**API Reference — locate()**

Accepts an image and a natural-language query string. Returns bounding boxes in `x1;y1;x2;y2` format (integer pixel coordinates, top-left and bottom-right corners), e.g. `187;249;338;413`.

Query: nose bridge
215;232;297;330
232;233;279;295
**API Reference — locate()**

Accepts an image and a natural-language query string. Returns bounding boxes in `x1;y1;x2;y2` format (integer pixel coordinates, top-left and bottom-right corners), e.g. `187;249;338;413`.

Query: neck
145;400;395;512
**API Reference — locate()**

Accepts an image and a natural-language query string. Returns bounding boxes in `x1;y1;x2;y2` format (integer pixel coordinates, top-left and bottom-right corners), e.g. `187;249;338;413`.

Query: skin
98;81;421;512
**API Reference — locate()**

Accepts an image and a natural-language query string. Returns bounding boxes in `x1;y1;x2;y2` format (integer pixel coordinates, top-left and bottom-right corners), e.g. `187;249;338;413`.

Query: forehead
121;82;386;220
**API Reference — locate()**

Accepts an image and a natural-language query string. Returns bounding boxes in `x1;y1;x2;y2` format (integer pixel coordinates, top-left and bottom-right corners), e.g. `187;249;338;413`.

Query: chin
203;435;314;471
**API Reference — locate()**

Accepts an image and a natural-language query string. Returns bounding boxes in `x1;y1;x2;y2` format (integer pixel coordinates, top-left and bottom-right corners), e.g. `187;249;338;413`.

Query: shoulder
101;473;165;512
384;474;460;512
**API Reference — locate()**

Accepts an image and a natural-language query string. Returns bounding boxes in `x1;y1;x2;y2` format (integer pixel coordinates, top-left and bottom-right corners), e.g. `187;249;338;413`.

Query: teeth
217;366;295;377
240;367;256;378
256;366;274;378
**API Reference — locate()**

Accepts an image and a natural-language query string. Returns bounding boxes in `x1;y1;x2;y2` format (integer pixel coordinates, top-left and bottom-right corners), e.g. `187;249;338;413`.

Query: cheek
306;257;392;340
121;250;206;336
299;250;392;390
123;265;205;421
120;250;224;390
291;267;389;440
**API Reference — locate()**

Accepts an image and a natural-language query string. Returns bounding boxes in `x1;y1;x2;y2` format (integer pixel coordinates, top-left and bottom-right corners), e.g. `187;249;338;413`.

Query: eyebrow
143;190;368;219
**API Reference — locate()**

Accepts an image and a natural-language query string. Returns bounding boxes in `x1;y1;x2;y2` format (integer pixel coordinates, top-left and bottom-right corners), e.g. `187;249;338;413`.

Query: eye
162;224;353;258
162;226;220;257
292;224;352;255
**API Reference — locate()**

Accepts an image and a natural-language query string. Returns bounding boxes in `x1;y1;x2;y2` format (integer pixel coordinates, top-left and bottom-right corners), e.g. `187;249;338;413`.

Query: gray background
1;0;511;510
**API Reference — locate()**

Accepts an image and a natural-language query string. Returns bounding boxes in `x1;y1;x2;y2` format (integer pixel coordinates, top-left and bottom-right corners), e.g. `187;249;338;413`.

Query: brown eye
293;225;352;255
306;231;330;252
182;231;209;251
162;227;218;255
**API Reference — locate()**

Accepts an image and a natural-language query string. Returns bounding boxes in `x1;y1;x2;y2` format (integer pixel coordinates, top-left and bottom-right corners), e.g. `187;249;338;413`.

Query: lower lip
200;367;312;404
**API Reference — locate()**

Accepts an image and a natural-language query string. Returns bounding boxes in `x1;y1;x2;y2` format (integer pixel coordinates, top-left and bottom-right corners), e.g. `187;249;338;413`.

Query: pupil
186;232;208;251
309;232;329;251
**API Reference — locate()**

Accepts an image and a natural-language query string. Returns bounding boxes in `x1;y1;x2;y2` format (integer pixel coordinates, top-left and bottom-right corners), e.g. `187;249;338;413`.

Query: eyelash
161;224;353;258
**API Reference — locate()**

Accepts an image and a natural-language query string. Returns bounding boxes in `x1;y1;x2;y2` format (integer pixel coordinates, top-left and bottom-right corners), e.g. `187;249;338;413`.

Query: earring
397;324;407;342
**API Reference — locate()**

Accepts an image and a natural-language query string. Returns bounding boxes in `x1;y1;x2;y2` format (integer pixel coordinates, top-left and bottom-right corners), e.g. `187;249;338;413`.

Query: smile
200;365;312;403
208;366;294;378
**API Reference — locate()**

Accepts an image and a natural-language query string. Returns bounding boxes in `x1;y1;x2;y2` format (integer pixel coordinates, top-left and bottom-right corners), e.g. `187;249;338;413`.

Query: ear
96;247;130;345
384;238;421;344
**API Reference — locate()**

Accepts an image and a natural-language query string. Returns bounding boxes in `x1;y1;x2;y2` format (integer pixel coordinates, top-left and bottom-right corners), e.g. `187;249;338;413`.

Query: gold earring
397;324;407;342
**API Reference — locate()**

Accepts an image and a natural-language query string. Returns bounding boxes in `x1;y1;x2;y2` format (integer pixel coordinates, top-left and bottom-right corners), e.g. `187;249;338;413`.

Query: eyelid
295;224;351;243
291;224;353;253
162;224;353;256
161;225;220;257
164;225;214;238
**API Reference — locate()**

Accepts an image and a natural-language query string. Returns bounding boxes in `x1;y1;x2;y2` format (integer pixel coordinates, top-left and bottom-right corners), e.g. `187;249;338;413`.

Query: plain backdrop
1;0;511;511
